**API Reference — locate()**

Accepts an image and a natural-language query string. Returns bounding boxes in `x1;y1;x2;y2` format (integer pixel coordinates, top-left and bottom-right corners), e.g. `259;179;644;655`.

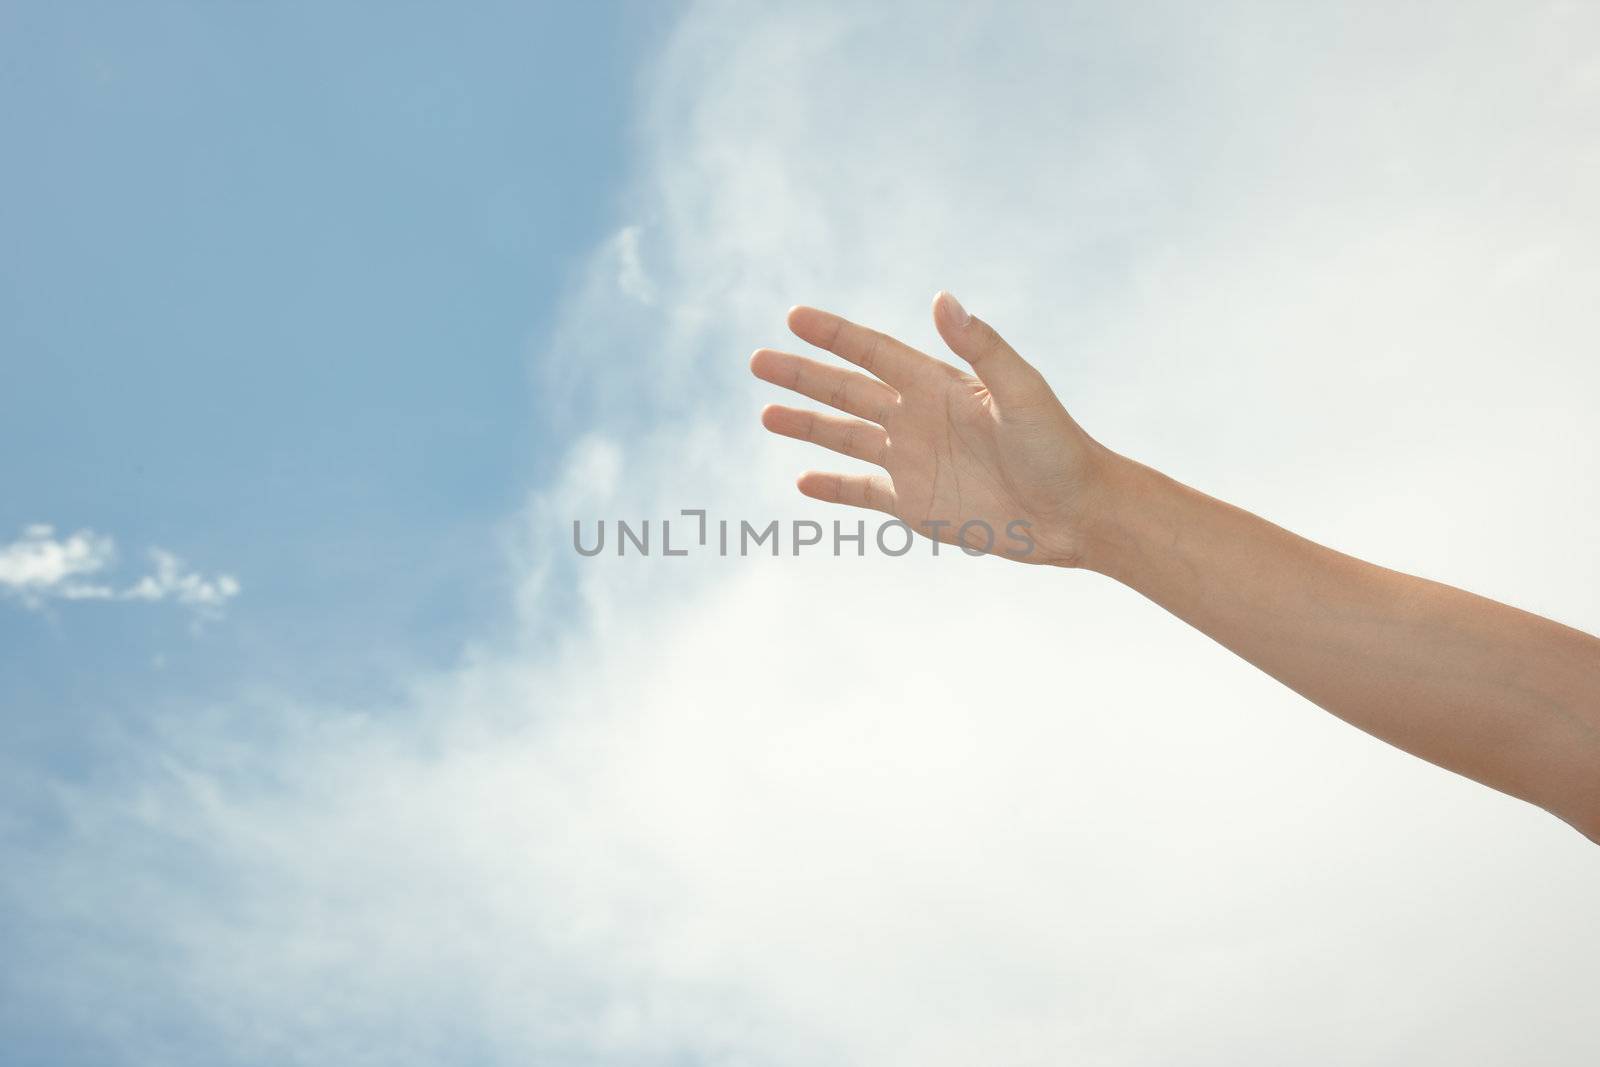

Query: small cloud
0;525;241;618
124;549;242;608
0;525;116;596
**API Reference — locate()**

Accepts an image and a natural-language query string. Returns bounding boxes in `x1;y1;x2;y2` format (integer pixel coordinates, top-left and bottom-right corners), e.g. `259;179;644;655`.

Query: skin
752;291;1600;843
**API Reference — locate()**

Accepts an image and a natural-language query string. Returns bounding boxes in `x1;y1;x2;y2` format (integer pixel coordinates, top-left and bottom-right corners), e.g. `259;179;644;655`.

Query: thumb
932;290;1046;407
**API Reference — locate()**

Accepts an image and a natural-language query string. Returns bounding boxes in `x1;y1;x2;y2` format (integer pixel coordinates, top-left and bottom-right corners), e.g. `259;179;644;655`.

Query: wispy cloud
612;224;657;305
0;524;240;616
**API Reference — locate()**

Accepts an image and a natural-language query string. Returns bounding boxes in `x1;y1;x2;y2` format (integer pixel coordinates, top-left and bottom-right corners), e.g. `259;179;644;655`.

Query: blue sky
4;3;1600;1064
2;6;671;1059
2;2;673;736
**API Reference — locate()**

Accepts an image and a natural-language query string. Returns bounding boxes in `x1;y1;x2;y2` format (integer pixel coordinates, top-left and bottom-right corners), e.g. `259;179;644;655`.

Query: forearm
1080;453;1600;840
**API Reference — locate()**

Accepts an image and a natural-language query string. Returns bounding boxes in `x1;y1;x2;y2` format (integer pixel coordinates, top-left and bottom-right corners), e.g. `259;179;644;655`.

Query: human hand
751;291;1116;566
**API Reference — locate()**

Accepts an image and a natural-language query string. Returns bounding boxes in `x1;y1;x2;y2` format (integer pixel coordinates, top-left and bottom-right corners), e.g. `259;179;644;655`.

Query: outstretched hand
751;291;1114;565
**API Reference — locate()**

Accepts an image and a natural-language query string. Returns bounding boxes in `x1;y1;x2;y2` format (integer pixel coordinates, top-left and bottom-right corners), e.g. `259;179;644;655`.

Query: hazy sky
4;2;1599;1064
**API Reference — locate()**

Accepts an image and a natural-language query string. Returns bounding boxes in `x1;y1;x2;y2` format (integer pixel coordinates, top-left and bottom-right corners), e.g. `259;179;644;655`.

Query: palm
751;294;1102;565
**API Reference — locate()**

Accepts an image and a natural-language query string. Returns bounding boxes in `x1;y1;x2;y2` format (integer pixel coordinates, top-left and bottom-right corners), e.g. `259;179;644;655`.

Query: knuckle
827;375;850;411
826;316;846;352
840;423;859;457
861;332;886;373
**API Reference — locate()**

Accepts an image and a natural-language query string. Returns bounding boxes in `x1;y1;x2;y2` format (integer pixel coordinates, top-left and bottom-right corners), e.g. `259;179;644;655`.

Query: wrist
1067;447;1172;580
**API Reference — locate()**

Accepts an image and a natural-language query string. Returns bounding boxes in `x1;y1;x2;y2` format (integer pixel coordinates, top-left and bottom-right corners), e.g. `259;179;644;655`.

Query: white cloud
7;2;1600;1064
0;525;241;616
123;549;242;609
0;523;115;594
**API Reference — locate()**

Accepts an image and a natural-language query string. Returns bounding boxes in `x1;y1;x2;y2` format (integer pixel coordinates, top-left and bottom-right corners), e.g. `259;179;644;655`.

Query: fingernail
939;290;970;327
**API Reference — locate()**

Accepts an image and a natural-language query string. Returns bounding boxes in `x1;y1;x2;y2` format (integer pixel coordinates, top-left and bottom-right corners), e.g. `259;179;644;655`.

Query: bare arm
1090;456;1600;841
752;291;1600;842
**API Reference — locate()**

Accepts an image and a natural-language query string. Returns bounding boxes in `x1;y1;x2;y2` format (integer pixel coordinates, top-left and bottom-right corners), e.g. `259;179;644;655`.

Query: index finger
786;305;944;389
